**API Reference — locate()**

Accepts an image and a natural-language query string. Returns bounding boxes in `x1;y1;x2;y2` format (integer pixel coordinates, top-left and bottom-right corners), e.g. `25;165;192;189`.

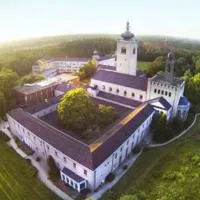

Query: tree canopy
57;88;97;132
57;88;118;133
18;74;45;85
77;60;97;81
184;71;200;110
0;68;19;119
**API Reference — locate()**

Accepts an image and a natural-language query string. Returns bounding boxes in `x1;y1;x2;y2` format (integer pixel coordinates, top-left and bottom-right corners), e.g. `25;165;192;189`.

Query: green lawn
137;61;152;72
0;134;62;200
102;115;200;200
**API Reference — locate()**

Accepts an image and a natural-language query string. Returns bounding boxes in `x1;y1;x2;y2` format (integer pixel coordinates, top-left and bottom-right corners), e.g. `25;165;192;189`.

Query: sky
0;0;200;42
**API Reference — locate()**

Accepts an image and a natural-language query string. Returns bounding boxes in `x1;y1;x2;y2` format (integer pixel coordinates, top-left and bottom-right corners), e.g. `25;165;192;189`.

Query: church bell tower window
121;47;126;54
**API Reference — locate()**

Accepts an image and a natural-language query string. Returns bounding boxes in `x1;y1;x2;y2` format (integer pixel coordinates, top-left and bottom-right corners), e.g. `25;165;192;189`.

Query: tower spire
126;21;130;32
121;21;134;40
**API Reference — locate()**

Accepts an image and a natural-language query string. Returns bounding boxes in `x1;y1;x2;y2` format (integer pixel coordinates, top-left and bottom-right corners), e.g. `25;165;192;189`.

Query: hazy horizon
1;0;200;42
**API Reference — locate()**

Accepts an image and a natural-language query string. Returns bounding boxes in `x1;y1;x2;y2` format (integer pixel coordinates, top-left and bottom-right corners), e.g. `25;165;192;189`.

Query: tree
97;104;118;128
78;60;97;80
47;156;60;182
57;88;97;132
151;113;169;142
18;74;45;85
194;56;200;72
0;68;19;118
146;56;165;76
0;92;6;120
184;71;200;108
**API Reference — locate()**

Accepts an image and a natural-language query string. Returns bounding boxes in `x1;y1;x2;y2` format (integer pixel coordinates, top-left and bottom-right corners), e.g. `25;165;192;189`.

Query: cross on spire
126;21;130;32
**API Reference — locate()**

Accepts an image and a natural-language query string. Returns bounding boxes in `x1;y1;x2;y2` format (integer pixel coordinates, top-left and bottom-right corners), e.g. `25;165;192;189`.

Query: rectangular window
124;91;127;96
140;95;143;100
121;47;126;54
115;153;118;159
84;169;87;175
154;89;157;93
73;163;76;168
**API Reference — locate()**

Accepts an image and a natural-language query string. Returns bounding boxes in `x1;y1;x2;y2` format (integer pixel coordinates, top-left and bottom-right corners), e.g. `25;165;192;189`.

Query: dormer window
121;47;126;54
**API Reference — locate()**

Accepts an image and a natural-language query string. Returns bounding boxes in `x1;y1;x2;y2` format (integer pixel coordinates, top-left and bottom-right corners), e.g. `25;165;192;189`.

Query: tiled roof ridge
21;108;90;149
89;103;149;152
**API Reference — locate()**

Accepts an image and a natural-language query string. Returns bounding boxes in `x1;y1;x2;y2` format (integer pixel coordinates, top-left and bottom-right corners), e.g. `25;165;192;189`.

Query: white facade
7;105;154;192
116;39;138;76
147;78;185;117
32;58;88;77
150;101;172;121
98;57;116;67
91;79;147;102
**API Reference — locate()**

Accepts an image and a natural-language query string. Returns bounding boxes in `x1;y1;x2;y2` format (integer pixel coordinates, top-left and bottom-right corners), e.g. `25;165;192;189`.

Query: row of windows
111;116;152;166
154;88;172;97
121;47;136;55
102;85;143;100
152;82;176;90
14;120;88;176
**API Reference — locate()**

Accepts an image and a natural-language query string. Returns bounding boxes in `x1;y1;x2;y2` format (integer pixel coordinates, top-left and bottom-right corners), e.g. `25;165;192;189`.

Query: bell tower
164;51;175;83
116;22;138;76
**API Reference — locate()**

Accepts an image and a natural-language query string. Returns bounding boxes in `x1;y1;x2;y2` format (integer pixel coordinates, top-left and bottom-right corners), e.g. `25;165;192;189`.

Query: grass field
137;61;152;72
102;115;200;200
0;134;62;200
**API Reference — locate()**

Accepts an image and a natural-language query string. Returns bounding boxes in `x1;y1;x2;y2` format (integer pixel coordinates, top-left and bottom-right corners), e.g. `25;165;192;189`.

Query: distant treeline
0;36;200;77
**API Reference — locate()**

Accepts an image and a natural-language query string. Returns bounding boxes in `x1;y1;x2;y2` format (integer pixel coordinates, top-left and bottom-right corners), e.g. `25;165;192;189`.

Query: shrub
25;159;38;177
105;173;115;182
13;136;21;145
36;157;41;162
103;190;117;200
0;131;10;142
132;146;141;154
47;156;60;182
122;165;128;170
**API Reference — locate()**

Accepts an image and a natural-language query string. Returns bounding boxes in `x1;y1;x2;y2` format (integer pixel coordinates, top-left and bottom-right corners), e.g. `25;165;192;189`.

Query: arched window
133;48;136;54
165;91;168;96
102;85;105;90
116;89;119;93
132;92;135;97
169;92;171;97
140;95;143;100
124;91;127;96
154;89;157;93
158;89;161;94
167;64;171;72
109;87;112;92
121;47;126;54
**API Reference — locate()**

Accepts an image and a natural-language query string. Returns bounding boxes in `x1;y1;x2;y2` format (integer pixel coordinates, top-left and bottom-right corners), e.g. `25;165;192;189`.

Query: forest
0;34;200;119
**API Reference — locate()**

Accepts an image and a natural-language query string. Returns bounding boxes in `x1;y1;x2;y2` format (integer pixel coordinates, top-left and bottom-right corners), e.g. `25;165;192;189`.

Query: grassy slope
0;137;62;200
137;61;151;72
102;115;200;200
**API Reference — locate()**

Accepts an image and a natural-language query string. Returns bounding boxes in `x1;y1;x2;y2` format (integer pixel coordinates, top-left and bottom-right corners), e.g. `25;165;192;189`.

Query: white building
7;22;190;194
89;22;190;121
32;57;89;77
7;99;155;192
